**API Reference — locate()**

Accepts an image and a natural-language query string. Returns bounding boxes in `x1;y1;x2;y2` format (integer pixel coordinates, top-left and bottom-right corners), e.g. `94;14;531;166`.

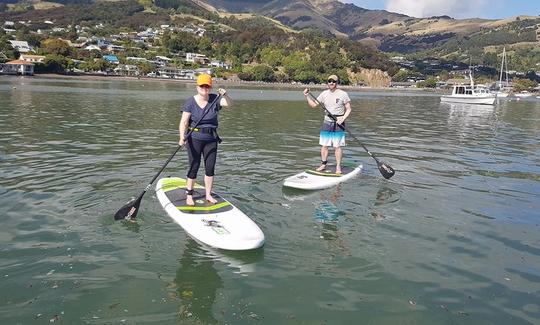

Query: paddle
114;94;222;221
307;92;395;179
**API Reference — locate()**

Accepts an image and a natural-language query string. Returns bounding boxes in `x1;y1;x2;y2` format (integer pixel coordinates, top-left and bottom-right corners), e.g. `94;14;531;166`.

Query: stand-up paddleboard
155;177;265;250
283;164;362;190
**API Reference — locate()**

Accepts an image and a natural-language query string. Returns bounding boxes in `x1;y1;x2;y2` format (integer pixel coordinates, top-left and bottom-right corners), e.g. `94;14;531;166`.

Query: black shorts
186;137;218;179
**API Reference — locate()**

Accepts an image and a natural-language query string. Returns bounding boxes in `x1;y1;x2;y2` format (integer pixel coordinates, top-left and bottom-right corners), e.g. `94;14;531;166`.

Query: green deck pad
160;177;204;192
305;166;355;177
164;188;233;215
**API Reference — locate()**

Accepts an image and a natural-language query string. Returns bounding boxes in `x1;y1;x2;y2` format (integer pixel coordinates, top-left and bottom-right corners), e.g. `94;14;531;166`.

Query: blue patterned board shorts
319;121;346;147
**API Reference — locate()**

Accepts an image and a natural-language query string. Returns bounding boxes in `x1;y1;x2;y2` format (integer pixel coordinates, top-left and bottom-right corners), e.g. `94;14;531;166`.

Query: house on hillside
103;55;119;64
97;39;111;48
8;40;32;53
3;22;16;33
107;44;125;52
186;53;209;64
155;56;172;66
157;67;195;79
0;60;34;75
210;60;230;69
85;45;101;51
126;57;149;63
20;54;46;63
114;64;140;77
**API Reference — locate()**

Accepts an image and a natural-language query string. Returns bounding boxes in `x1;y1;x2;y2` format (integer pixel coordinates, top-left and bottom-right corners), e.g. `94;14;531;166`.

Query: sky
340;0;540;19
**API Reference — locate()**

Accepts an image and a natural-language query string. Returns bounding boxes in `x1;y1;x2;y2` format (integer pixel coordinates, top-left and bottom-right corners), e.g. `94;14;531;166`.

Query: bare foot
206;195;218;204
186;195;195;206
316;164;327;172
335;167;342;174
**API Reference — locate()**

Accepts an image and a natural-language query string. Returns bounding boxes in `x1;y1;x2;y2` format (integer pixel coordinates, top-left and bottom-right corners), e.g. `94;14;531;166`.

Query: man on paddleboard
303;74;352;174
179;74;232;206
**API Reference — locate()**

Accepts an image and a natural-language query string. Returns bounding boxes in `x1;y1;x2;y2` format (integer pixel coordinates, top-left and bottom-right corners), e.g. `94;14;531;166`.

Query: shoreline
29;73;442;93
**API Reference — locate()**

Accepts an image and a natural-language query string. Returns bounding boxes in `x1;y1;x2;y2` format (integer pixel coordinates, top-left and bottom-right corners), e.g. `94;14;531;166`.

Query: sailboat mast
499;47;505;88
504;48;508;86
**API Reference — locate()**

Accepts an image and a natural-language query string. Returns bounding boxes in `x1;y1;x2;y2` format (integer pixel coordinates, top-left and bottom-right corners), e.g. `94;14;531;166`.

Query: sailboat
496;47;511;98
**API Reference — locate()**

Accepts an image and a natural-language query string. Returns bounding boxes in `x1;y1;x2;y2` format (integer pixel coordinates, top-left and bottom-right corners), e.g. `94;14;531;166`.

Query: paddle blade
378;162;395;179
114;196;142;221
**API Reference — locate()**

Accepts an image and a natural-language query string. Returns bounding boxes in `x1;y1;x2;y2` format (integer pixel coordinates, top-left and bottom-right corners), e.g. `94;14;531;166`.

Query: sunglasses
327;79;337;84
198;84;211;89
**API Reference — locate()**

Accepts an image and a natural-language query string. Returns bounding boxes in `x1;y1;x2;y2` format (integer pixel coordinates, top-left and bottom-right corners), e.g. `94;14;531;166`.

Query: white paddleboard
283;164;362;190
155;177;265;250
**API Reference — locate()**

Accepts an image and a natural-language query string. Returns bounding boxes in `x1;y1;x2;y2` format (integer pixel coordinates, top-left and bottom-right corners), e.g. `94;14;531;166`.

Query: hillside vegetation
1;0;539;82
0;0;397;84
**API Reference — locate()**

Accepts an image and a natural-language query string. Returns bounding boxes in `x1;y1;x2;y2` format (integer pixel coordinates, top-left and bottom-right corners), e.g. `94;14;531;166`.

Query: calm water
1;76;539;324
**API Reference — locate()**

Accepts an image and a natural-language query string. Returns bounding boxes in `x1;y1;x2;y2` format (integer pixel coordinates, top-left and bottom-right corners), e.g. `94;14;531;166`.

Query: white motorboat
441;71;496;105
514;91;532;98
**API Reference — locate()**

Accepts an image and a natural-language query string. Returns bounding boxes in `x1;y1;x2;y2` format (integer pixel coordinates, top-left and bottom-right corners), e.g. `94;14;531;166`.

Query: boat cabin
452;84;490;96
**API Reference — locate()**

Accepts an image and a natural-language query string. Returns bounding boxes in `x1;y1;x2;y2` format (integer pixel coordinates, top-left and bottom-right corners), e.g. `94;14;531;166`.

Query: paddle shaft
307;92;382;162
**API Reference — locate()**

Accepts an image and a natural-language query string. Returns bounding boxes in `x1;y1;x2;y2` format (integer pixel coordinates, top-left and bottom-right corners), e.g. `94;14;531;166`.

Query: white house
114;64;140;77
8;40;32;53
1;59;34;75
155;55;172;66
157;67;195;79
210;60;230;69
186;52;209;64
84;45;101;51
20;54;46;63
126;57;149;63
107;44;125;52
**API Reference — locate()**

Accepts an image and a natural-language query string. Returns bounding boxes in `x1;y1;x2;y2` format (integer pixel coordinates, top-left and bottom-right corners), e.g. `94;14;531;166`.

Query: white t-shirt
317;89;351;123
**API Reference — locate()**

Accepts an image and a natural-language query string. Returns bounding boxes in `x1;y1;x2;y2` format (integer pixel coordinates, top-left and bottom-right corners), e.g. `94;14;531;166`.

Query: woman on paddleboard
303;74;352;174
179;74;232;206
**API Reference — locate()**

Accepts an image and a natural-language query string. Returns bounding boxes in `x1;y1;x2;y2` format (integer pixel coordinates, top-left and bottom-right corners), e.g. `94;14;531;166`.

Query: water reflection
283;185;350;252
171;239;222;324
170;239;263;323
442;102;496;127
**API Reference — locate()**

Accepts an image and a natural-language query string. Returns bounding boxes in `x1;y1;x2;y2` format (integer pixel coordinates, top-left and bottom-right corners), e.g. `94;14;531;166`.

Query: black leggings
186;137;218;179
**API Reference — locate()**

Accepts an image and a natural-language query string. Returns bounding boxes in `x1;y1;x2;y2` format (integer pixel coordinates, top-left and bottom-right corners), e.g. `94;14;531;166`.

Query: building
185;53;209;64
103;55;119;64
84;45;101;51
157;67;195;79
0;60;35;75
155;55;172;66
210;60;230;69
107;44;125;52
126;57;149;63
114;64;140;77
8;40;33;53
20;54;46;63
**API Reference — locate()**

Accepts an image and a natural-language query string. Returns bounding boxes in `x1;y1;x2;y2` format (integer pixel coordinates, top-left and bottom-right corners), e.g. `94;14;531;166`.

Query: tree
513;78;538;92
136;61;156;75
417;78;437;88
42;39;71;57
259;47;285;67
250;64;275;82
0;31;18;61
40;55;69;73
